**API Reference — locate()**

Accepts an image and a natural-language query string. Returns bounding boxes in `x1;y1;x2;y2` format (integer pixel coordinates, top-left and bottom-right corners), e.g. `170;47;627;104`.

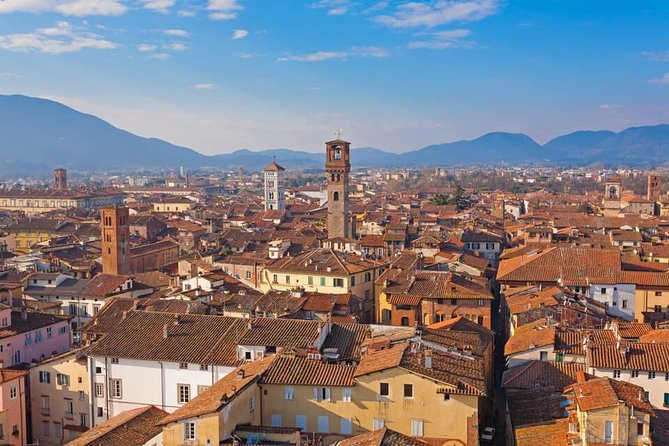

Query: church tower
326;137;351;239
263;158;285;211
100;206;130;275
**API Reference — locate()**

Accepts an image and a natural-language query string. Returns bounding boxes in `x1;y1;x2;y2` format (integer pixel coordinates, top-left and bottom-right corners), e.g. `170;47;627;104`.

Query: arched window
401;316;409;326
333;191;339;201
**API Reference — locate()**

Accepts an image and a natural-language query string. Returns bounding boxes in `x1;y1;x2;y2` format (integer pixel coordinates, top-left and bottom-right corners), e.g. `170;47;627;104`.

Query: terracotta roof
0;368;28;384
568;376;653;414
66;405;167;446
615;321;653;339
587;342;669;372
639;329;669;344
506;287;560;315
336;428;427;446
514;418;572;446
87;311;247;365
81;274;131;297
267;248;379;275
160;356;275;425
355;342;408;377
238;318;324;348
262;355;356;387
505;325;556;356
502;360;586;391
322;323;370;361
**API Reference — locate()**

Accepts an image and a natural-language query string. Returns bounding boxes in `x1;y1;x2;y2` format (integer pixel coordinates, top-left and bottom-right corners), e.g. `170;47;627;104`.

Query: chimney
121;310;128;321
237;369;245;380
163;323;169;339
424;350;433;369
576;371;587;383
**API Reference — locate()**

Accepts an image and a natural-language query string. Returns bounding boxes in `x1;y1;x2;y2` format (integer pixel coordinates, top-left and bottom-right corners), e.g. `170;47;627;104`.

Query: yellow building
261;248;382;323
160;356;274;446
259;342;486;445
626;271;669;320
152;198;194;213
29;348;90;445
0;190;123;215
565;376;653;446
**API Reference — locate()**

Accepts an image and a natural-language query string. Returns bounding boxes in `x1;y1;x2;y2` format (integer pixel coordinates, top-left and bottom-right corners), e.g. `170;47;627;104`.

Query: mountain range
1;94;669;177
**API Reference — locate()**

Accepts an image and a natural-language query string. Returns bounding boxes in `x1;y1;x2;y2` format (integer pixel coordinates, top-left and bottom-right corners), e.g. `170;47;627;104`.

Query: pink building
0;304;72;368
0;369;29;445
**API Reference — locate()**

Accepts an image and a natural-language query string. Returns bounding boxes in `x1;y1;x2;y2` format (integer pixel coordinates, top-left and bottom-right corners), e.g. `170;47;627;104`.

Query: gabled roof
67;406;167;446
160;356;275;425
336;428;427;446
262;355;356;387
502;360;586;391
567;376;653;414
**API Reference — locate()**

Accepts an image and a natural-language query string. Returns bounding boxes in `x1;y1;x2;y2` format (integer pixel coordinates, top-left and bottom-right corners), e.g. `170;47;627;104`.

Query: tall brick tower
100;206;130;275
326;137;351;239
54;168;67;191
648;173;662;201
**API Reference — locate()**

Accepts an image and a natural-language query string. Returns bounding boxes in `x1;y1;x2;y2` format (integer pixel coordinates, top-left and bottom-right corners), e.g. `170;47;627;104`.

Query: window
285;275;291;284
43;421;50;436
665;393;669;408
403;384;414;398
451;298;457;305
80;413;88;428
622;300;628;309
296;415;307;430
65;400;74;416
411;419;424;436
110;357;119;364
245;351;252;360
47;327;52;339
179;362;188;369
443;393;450;401
285;386;294;400
649;371;656;379
604;420;613;443
95;366;102;374
184;422;196;441
478;299;484;306
638;422;645;436
341;418;352;435
57;373;70;386
601;288;607;295
97;407;104;418
632;370;639;378
613;370;621;378
246;271;252;280
373;418;385;431
178;384;190;403
79;391;85;401
199;364;208;371
656;291;663;297
317;416;329;433
342;388;352;402
333;191;340;201
333;278;344;287
666;372;669;381
313;387;331;401
39;371;51;383
54;423;62;438
95;383;104;397
379;382;389;397
271;414;282;427
110;379;122;399
401;316;409;326
540;351;548;361
308;276;314;285
41;396;50;415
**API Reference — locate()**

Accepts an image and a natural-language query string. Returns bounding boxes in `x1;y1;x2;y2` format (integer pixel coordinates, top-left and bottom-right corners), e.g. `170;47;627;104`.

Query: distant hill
2;94;669;176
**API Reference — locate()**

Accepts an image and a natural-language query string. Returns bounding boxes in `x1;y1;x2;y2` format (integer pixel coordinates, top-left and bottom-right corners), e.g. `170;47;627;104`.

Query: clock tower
325;137;351;239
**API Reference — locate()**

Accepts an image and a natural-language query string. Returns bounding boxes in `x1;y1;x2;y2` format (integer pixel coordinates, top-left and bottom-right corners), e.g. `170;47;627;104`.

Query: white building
588;282;635;321
264;159;286;211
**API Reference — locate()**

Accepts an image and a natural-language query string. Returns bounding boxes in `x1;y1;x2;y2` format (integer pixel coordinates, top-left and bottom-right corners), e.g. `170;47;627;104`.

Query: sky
1;0;669;155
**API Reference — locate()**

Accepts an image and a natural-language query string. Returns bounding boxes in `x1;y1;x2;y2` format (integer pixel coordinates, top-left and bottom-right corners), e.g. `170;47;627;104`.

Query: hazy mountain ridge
1;94;669;176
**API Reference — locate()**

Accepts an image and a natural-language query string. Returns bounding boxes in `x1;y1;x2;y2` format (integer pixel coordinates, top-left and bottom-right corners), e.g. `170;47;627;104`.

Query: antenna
335;126;343;139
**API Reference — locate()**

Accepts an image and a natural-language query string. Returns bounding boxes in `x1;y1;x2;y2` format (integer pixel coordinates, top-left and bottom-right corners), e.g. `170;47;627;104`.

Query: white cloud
0;21;117;54
164;42;188;51
363;1;389;13
239;52;256;59
190;83;219;90
149;52;170;59
375;0;498;28
599;104;624;110
164;29;191;38
642;51;669;62
0;72;22;78
137;43;157;52
650;73;669;84
278;46;389;62
408;28;474;49
232;29;249;40
141;0;174;13
207;0;243;20
310;0;357;15
0;0;127;16
177;9;197;17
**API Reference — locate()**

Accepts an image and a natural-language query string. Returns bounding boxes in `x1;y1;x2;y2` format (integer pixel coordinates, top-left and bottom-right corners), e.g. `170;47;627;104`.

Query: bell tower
325;137;351;239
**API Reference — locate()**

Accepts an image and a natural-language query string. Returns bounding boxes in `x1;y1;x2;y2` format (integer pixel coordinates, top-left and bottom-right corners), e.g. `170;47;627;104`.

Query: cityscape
2;1;669;446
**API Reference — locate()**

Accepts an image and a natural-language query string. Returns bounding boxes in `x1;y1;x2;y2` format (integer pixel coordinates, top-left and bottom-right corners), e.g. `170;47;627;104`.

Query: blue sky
1;0;669;154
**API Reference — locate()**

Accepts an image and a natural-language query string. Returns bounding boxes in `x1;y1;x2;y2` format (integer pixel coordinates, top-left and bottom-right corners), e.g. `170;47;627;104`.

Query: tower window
333;191;339;201
334;149;342;160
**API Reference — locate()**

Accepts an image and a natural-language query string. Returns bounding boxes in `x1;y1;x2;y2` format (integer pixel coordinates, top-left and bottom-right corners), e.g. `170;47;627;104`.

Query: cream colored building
0;190;123;215
260;248;382;322
29;348;90;445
